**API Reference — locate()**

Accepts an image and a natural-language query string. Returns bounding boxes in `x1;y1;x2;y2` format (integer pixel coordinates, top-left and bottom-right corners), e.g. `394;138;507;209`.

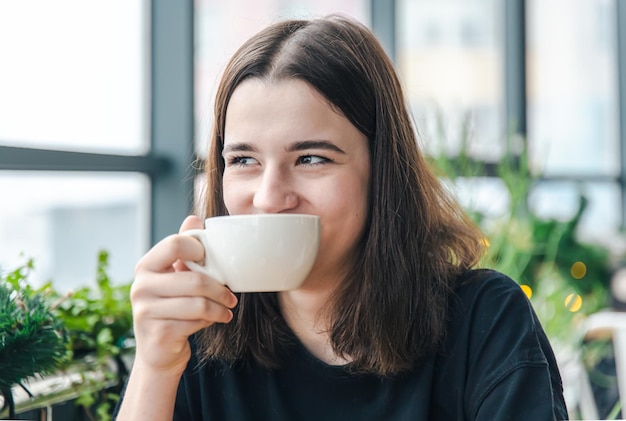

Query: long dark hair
198;15;485;376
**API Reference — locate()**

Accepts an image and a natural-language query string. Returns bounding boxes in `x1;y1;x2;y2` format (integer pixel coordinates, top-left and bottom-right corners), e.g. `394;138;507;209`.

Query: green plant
426;116;612;348
0;259;70;418
0;252;133;421
429;123;621;418
53;250;134;421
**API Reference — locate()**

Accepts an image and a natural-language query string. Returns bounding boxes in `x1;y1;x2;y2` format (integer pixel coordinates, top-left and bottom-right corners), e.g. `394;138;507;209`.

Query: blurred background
1;0;624;291
1;0;625;419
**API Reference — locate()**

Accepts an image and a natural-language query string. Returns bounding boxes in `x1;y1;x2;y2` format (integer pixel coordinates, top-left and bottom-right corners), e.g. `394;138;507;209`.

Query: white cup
182;214;320;292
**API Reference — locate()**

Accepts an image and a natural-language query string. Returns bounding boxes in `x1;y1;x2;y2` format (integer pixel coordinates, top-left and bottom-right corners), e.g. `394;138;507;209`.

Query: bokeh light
570;261;587;279
564;293;583;312
520;284;533;299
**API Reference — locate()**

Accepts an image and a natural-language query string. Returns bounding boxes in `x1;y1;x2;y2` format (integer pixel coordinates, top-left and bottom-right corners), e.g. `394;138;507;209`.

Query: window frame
1;0;625;245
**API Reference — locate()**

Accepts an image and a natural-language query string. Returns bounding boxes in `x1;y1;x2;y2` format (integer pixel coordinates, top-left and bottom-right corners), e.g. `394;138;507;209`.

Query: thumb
173;215;205;272
179;215;204;234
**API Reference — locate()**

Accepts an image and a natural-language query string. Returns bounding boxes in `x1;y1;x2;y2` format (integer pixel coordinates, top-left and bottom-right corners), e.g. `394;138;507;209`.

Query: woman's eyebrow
289;140;346;154
222;140;346;155
222;142;257;155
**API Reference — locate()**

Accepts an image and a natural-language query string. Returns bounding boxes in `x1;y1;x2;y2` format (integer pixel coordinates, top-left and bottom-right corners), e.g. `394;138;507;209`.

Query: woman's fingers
128;215;237;374
130;271;236;370
133;296;234;325
132;270;237;309
135;215;207;274
179;215;204;233
136;233;205;273
173;215;206;272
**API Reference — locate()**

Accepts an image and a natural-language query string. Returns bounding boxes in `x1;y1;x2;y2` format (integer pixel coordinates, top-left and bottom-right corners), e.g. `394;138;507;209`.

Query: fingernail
229;292;238;308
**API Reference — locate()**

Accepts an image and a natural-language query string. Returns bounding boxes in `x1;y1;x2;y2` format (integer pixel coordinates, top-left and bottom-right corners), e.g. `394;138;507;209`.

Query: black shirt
172;270;568;420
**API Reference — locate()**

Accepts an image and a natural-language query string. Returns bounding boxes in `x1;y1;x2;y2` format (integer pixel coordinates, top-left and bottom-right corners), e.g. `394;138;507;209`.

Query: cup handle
181;229;225;285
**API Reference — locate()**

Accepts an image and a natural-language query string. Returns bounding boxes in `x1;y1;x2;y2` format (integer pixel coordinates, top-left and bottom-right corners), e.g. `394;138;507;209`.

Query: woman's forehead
224;79;357;142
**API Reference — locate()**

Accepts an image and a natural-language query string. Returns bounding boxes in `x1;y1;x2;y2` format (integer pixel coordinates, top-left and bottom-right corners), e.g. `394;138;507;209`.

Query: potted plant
0;260;69;418
52;251;134;420
0;252;134;421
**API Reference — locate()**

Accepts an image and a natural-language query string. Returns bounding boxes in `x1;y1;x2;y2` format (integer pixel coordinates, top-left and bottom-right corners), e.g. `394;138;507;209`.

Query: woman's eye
297;155;328;165
227;156;258;166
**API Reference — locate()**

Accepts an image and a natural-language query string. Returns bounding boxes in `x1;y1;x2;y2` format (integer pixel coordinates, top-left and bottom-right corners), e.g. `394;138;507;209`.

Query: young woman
115;15;568;420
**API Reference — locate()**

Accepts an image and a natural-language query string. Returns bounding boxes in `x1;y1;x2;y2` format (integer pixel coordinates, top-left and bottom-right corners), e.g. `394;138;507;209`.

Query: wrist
115;359;186;420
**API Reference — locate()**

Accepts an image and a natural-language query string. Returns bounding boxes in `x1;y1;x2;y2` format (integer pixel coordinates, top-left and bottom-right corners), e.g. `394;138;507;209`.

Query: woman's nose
252;167;298;213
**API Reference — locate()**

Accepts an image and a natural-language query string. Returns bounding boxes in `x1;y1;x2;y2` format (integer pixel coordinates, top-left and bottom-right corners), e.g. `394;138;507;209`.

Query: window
527;0;620;242
0;1;147;154
0;172;149;291
397;0;504;161
0;1;150;291
527;0;619;177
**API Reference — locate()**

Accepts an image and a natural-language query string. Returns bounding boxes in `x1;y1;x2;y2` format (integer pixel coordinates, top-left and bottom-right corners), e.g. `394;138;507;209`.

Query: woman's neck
279;284;352;366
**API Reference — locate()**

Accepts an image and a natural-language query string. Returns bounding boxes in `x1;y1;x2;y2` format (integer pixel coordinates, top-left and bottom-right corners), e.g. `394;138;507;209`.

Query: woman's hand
130;215;238;374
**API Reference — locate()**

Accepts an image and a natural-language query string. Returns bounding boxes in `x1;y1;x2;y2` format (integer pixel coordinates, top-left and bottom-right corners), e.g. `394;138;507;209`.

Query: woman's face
222;78;371;285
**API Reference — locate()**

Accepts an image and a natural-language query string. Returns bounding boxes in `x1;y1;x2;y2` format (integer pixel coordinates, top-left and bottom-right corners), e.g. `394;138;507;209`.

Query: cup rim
205;213;320;221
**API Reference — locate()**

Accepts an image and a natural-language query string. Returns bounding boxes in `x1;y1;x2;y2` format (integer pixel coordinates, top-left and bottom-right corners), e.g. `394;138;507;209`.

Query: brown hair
198;15;485;376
